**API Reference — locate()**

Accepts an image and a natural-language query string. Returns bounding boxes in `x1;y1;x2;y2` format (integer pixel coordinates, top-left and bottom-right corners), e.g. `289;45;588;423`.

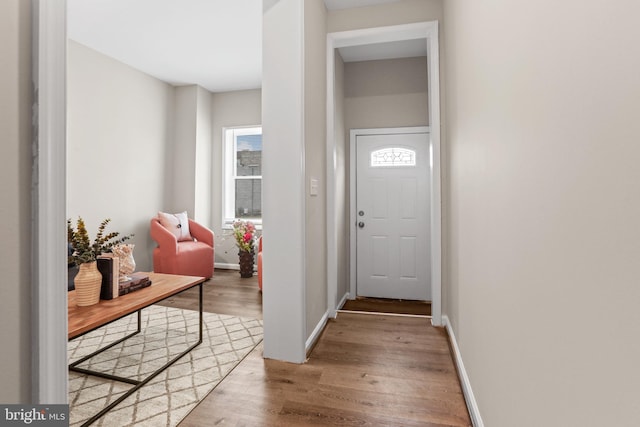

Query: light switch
310;177;319;196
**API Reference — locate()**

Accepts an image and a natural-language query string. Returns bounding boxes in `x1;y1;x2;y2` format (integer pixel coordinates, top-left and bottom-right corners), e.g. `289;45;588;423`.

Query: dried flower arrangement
67;217;134;265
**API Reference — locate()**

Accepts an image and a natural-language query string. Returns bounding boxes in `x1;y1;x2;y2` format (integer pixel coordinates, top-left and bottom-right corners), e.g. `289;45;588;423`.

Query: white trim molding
326;21;442;326
305;310;329;355
443;315;484;427
32;0;68;404
425;21;442;327
214;262;258;272
337;292;349;311
326;33;338;319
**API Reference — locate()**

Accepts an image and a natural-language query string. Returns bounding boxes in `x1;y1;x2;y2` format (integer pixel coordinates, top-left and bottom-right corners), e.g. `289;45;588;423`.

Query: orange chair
257;236;263;291
150;217;214;278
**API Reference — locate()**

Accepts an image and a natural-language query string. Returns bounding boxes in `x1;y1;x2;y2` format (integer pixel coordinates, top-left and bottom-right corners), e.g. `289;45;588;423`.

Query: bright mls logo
0;405;68;426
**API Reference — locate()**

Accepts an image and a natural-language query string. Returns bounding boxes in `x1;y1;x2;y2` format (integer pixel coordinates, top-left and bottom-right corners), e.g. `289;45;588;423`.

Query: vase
74;261;102;306
113;244;136;282
238;249;254;278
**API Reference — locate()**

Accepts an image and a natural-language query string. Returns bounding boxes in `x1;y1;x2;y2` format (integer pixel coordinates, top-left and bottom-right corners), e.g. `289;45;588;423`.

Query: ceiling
68;0;420;93
338;39;427;63
323;0;403;10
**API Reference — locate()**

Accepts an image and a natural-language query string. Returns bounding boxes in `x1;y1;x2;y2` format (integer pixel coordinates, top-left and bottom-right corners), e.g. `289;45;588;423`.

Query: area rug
68;306;263;427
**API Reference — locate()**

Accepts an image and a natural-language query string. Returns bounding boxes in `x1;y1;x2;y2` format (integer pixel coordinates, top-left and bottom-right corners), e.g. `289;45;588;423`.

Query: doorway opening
326;22;442;325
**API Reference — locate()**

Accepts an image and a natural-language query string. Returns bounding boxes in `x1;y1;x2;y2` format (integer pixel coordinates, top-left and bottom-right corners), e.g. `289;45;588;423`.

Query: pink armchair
150;217;214;278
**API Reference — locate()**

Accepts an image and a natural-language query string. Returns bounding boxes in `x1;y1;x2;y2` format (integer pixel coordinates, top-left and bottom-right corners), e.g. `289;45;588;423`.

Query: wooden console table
68;272;206;426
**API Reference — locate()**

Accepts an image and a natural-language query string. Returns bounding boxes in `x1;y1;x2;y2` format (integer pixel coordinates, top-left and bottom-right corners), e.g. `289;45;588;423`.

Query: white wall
262;0;329;359
344;56;428;129
210;89;262;266
67;41;175;272
304;0;328;343
171;85;198;215
171;84;214;226
444;0;640;425
262;0;306;362
67;42;259;273
194;86;213;227
0;0;32;403
327;0;443;33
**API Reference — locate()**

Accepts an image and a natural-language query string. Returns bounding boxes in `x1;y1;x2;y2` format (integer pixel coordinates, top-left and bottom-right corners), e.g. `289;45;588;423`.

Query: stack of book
119;272;152;296
97;254;153;298
97;254;120;300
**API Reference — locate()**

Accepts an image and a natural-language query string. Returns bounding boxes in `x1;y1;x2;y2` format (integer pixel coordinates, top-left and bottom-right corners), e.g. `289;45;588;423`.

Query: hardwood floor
160;269;471;426
156;268;263;319
340;296;432;316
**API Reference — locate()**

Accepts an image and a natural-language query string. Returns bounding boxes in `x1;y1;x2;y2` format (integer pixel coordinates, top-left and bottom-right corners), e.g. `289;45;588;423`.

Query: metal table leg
71;282;204;426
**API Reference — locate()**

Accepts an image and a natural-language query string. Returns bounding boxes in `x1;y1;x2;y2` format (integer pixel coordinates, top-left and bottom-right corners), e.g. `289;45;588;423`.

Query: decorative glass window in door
370;147;416;167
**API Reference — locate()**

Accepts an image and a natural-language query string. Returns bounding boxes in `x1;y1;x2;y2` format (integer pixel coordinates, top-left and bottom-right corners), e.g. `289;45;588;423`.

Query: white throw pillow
157;211;193;242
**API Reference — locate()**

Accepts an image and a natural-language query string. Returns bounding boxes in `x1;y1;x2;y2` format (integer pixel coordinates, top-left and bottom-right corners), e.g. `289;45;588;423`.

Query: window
224;126;262;226
370;147;416;167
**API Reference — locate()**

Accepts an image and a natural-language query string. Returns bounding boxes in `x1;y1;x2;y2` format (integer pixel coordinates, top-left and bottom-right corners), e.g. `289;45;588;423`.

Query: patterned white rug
68;306;263;427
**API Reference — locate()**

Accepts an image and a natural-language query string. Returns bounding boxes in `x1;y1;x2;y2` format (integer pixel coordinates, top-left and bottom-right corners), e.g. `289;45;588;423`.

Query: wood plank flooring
156;268;263;319
159;269;471;426
340;296;432;316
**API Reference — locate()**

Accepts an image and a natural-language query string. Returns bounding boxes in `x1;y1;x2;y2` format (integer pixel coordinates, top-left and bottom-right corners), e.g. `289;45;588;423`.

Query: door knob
358;222;365;228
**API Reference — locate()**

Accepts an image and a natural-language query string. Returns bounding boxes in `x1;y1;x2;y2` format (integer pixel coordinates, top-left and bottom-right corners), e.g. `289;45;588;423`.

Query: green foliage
67;217;134;265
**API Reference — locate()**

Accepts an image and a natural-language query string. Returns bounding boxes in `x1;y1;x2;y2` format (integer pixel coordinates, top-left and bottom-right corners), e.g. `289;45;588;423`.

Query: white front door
356;132;431;300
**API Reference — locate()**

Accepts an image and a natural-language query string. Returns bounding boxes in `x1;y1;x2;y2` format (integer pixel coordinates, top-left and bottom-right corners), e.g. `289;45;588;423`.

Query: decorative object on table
67;242;79;291
74;261;103;306
113;243;136;282
67;217;134;306
118;272;152;296
96;254;120;300
232;219;257;278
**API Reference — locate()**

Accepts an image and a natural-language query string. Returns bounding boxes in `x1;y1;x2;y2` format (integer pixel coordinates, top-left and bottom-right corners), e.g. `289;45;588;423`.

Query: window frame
223;125;263;228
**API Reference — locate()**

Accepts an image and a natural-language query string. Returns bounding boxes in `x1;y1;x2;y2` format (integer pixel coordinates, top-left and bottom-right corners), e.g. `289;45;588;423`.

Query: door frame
32;0;69;403
350;127;432;301
326;22;442;326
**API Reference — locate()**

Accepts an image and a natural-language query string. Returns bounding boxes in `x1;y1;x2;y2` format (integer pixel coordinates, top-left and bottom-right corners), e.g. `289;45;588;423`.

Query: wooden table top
68;272;206;340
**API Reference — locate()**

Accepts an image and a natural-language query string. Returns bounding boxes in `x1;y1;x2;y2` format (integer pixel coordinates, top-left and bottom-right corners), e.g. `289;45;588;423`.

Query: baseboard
337;292;349;311
215;263;239;270
328;292;349;319
442;315;484;427
214;263;257;272
305;310;329;357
